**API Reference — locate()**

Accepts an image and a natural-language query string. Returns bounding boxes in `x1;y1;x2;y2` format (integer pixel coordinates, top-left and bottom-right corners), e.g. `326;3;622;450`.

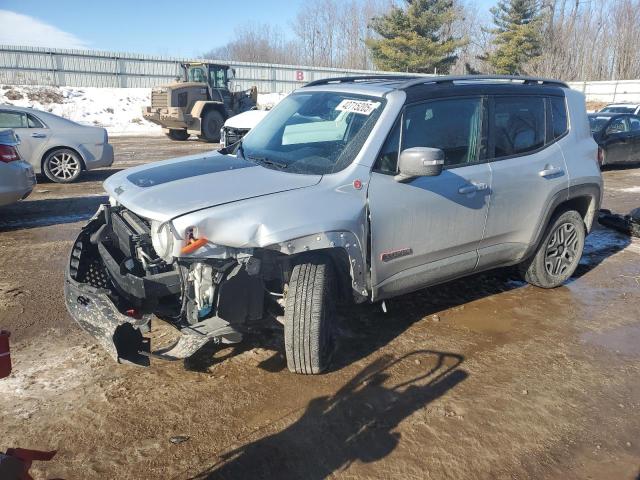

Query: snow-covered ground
0;85;286;136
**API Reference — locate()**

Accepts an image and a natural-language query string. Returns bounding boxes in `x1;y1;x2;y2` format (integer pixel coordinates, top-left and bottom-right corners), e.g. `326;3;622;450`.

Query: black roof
304;74;568;90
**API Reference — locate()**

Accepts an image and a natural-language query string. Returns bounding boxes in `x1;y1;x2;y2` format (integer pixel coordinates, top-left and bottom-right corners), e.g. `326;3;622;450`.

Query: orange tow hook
181;237;208;255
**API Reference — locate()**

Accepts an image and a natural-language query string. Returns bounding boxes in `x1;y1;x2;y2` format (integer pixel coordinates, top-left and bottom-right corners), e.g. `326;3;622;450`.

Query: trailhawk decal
335;99;381;115
126;155;255;188
380;247;413;262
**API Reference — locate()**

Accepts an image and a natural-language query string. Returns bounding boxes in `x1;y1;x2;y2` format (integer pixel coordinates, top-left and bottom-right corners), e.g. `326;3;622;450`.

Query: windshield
588;116;611;133
600;106;635;114
232;91;385;175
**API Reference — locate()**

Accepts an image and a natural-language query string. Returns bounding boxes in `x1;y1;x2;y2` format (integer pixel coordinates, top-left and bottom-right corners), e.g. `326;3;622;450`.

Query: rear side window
491;96;545;158
0;111;27;128
27;114;45;128
550;96;568;139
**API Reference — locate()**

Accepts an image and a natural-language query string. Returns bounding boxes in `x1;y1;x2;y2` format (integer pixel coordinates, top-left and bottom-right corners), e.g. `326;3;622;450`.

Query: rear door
368;96;491;299
0;110;49;170
478;95;569;268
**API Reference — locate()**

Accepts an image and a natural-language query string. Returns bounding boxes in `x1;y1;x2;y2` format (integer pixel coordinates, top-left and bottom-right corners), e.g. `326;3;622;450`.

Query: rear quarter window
550;96;568;139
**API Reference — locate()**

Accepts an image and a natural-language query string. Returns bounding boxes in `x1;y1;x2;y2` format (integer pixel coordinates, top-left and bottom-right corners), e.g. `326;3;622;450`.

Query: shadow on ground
0;195;107;231
36;168;122;184
190;350;467;480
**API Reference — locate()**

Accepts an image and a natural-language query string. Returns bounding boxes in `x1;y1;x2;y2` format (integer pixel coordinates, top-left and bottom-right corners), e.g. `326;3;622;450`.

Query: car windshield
588;116;611;133
600;106;635;114
232;91;385;175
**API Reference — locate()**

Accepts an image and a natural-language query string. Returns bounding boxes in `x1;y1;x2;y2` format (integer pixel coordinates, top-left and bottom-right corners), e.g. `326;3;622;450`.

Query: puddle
581;324;640;357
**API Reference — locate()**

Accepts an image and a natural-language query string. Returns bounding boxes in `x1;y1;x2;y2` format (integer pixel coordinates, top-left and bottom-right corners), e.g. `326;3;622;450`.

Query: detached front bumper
64;215;152;366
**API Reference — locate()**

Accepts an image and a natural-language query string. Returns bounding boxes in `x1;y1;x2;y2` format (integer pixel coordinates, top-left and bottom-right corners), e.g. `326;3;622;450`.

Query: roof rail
304;75;424;88
399;74;568;89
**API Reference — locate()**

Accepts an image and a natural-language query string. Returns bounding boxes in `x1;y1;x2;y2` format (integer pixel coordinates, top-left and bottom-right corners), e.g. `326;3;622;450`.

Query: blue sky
0;0;497;57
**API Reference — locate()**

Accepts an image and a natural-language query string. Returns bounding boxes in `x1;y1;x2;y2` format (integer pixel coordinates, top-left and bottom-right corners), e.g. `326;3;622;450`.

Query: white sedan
0;129;36;206
0;105;114;183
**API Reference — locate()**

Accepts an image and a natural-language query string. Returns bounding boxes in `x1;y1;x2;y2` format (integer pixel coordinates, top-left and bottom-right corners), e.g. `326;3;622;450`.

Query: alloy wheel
544;222;580;276
49;152;80;181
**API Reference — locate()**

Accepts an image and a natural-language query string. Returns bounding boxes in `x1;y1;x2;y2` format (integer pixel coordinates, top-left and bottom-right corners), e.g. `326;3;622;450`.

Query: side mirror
395;147;444;182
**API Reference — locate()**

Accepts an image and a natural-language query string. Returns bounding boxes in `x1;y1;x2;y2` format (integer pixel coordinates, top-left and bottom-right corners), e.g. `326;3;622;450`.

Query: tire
198;110;224;142
43;148;83;183
284;256;336;375
166;129;189;141
519;210;585;288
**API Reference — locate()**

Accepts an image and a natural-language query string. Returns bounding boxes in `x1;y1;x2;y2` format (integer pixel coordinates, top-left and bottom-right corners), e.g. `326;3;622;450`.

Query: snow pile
0;85;286;136
1;85;160;136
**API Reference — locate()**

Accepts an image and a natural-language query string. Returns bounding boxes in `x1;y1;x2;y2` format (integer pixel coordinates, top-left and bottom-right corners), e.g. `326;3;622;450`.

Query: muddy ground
0;136;639;480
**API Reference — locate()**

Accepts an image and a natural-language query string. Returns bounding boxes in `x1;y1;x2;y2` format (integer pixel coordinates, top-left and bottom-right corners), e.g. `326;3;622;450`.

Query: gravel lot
0;136;639;480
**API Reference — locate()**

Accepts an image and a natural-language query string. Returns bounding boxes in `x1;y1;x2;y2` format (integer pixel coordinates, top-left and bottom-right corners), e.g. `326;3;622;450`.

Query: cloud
0;10;88;49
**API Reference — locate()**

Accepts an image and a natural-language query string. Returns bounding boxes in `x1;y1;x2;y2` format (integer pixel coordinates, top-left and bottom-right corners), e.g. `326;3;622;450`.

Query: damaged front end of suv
64;87;394;374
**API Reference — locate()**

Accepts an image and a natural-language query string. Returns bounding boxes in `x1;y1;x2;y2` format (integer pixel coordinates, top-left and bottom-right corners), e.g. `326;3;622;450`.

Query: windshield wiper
247;155;288;169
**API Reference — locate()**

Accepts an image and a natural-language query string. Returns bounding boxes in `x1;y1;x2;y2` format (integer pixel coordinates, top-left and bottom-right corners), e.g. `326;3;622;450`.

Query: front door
368;96;491;300
626;115;640;163
603;116;631;164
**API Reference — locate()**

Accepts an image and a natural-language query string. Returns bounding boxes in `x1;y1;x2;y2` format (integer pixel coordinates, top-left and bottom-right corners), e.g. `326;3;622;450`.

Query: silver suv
64;75;602;374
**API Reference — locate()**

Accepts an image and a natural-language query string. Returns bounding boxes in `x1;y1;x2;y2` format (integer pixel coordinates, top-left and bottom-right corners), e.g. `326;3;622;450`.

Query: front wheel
284;257;336;375
519;210;585;288
43;148;83;183
198;110;224;143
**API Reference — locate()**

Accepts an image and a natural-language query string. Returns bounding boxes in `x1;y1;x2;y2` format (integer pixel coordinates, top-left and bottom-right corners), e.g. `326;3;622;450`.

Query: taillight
0;145;20;163
597;147;604;165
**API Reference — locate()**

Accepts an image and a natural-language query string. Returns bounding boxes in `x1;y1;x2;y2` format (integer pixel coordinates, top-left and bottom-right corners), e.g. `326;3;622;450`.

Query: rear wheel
166;129;189;141
519;210;585;288
284;256;336;375
199;110;224;143
43;148;83;183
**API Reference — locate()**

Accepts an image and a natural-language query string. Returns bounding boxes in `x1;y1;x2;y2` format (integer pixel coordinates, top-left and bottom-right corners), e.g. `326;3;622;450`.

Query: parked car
0;105;113;183
598;103;640;115
0;129;36;207
588;112;640;166
64;75;601;375
220;109;269;147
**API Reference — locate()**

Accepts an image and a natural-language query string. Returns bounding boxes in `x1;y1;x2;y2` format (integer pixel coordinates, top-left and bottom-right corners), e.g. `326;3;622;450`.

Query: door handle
31;133;46;138
538;166;564;178
458;182;488;194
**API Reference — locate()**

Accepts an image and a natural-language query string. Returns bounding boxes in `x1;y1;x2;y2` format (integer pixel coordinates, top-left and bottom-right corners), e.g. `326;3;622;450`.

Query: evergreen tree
483;0;543;75
366;0;466;74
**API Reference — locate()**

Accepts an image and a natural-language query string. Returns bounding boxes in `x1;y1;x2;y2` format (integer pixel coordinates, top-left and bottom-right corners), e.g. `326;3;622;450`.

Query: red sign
295;70;305;81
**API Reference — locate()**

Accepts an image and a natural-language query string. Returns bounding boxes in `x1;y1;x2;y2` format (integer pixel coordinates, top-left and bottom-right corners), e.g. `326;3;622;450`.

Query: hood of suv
103;151;322;221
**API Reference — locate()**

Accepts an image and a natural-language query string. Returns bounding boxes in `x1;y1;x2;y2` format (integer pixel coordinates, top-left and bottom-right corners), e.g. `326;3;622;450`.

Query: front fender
191;100;224;119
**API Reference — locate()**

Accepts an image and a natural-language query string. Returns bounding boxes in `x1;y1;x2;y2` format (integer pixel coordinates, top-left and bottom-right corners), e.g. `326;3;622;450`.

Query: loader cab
183;63;233;111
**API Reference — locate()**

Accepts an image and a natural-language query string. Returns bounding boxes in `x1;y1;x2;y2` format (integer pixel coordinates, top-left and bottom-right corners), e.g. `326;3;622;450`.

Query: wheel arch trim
267;230;368;299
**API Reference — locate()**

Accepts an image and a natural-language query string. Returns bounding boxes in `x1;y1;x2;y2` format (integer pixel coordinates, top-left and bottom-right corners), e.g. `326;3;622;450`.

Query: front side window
629;116;640;131
492;96;545;158
235;92;385;175
606;117;629;135
0;111;27;128
402;97;483;167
